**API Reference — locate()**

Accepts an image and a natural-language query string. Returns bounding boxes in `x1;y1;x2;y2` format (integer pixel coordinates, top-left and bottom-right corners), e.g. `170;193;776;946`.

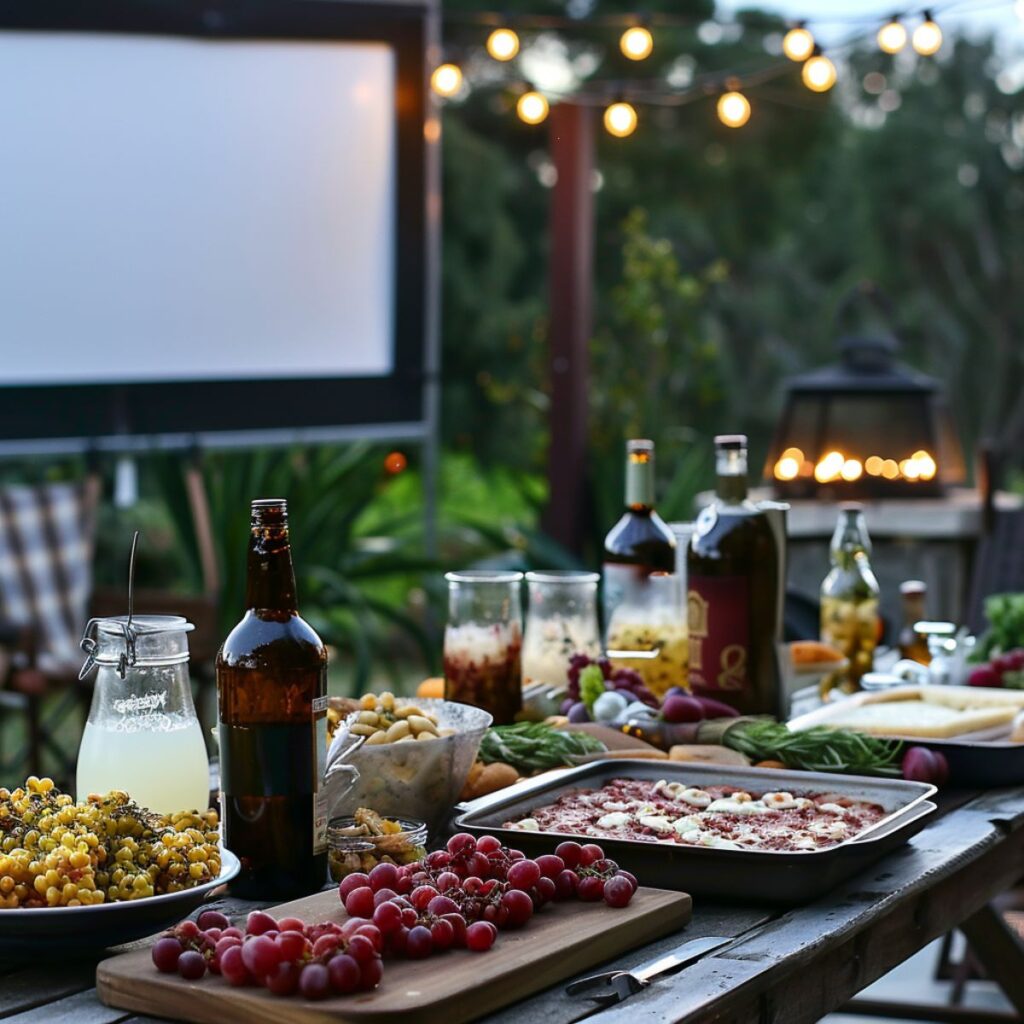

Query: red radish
690;695;740;718
661;695;705;723
968;665;1002;688
902;746;949;786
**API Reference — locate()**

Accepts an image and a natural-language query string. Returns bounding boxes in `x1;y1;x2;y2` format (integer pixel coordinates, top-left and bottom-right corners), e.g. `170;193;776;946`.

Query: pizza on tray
505;777;888;853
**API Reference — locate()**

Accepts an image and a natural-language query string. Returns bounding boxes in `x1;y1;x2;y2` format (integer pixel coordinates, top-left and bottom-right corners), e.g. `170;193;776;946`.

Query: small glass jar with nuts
327;807;428;882
348;691;456;745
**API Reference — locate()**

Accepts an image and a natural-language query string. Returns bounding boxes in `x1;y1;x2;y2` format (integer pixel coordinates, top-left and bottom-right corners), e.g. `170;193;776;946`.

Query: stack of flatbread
821;685;1024;740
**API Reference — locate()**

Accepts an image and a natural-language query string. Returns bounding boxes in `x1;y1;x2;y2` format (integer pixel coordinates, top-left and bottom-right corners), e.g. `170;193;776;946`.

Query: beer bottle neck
246;505;297;613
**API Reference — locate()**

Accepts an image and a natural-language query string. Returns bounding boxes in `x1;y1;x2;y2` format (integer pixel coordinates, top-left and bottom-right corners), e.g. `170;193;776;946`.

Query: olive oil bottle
687;435;782;716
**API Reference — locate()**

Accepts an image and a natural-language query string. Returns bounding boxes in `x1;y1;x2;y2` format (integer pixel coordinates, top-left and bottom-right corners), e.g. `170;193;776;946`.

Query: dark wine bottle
687;435;782;717
216;498;328;898
602;439;676;630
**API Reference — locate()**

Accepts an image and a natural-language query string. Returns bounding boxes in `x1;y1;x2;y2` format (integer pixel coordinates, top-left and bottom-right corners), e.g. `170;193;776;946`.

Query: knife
565;934;733;1007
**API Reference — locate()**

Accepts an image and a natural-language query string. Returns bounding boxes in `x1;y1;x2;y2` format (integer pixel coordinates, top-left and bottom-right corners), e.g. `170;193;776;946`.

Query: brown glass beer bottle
217;499;328;897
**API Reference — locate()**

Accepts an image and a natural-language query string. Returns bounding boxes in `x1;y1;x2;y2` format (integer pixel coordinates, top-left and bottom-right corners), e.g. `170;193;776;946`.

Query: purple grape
560;697;574;715
598;658;613;679
567;701;591;723
567;653;595;700
665;685;688;699
611;667;644;687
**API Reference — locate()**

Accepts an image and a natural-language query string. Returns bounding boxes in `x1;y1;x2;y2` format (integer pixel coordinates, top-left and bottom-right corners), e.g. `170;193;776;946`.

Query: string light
486;27;520;62
516;90;550;125
620;25;654;61
802;51;837;92
912;13;943;56
430;63;463;98
782;23;815;63
604;101;638;138
877;17;908;54
717;90;751;128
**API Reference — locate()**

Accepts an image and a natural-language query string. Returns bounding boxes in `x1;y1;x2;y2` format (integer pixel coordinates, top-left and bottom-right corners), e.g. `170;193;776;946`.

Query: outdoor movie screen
0;5;429;449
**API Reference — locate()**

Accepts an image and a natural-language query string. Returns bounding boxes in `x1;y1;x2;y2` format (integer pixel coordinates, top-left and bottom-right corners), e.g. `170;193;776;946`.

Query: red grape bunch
339;833;637;960
150;908;384;999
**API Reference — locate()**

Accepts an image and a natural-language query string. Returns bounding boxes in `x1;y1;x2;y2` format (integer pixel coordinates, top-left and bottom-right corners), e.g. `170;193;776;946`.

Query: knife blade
565;934;733;1005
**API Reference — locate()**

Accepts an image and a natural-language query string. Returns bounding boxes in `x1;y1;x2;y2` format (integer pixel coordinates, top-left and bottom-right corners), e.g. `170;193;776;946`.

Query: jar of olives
820;504;881;697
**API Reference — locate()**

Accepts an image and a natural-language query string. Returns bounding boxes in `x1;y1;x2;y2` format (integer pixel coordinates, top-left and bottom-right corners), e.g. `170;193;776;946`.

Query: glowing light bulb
620;25;654;61
877;19;907;54
841;459;863;482
913;16;942;56
516;90;549;125
431;63;463;98
717;91;751;128
782;26;815;62
802;53;837;93
604;101;638;138
865;456;884;476
486;27;520;62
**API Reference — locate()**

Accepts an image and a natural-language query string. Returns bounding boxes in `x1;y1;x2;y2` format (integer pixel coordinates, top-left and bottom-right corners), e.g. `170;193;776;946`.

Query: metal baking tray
789;688;1024;787
453;759;936;905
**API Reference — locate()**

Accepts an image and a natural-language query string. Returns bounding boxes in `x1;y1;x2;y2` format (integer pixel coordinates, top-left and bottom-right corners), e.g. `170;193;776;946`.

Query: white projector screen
0;31;396;384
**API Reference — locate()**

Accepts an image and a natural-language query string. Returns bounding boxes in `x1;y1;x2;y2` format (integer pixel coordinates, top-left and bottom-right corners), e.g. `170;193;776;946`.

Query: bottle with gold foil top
687;435;782;716
819;504;881;696
217;499;328;898
602;439;676;634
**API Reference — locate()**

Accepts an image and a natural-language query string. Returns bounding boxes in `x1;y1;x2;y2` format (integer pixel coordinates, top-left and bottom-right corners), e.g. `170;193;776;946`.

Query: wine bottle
602;439;676;629
687;435;782;716
217;499;328;898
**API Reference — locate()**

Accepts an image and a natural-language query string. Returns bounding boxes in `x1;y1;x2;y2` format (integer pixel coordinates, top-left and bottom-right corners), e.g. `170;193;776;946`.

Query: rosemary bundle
720;719;904;777
478;722;606;773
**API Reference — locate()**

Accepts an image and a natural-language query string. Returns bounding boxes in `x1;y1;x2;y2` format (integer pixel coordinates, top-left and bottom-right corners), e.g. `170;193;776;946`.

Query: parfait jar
443;570;523;725
522;571;602;688
606;571;689;698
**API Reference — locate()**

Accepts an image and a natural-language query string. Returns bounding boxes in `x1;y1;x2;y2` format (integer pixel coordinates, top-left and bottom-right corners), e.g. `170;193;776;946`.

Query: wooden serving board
97;885;691;1024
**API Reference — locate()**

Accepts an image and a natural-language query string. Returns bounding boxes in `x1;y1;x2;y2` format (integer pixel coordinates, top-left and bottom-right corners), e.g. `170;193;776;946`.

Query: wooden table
5;785;1024;1024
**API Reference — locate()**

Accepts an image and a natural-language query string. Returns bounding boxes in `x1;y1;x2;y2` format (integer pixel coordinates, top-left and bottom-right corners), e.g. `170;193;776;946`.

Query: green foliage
973;593;1024;661
438;7;1024;516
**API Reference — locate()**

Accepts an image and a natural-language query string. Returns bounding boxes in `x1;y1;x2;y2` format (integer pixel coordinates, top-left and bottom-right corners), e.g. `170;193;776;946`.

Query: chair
0;475;101;784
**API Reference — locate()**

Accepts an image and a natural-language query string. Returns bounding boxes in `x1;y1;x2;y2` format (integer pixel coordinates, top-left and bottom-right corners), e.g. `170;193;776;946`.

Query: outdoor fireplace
765;335;965;500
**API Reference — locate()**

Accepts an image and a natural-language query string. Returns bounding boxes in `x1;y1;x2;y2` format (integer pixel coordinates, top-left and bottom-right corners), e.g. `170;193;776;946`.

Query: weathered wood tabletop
5;786;1024;1024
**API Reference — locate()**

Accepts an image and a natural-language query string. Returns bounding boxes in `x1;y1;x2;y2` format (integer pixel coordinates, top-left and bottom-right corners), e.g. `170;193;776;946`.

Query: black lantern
766;332;965;500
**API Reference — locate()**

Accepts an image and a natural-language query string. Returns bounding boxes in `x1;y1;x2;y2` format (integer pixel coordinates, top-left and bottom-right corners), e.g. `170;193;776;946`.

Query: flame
773;447;804;481
775;448;938;485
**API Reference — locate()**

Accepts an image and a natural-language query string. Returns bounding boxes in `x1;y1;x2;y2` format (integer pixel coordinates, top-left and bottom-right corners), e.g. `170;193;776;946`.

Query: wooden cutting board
97;885;691;1024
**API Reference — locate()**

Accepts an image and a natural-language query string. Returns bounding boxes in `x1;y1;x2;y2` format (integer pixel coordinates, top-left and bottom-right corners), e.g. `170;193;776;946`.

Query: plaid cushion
0;481;98;670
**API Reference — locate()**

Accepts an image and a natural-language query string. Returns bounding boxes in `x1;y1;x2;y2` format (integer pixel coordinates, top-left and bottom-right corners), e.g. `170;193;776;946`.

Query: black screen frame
0;0;432;450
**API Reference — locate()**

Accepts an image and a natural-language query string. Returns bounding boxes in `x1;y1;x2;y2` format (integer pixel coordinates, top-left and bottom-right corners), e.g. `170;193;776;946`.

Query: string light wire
431;0;1012;127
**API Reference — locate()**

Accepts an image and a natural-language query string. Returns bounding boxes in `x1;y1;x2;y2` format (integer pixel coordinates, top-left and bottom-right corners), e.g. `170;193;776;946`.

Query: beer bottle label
313;695;328;855
687;577;750;694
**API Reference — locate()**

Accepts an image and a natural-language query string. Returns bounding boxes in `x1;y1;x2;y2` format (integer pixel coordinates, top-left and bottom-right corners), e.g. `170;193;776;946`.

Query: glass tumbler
443;570;523;725
522;571;601;688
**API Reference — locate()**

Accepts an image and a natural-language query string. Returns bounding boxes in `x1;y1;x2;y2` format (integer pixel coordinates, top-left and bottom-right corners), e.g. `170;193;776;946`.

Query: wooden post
542;102;595;554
